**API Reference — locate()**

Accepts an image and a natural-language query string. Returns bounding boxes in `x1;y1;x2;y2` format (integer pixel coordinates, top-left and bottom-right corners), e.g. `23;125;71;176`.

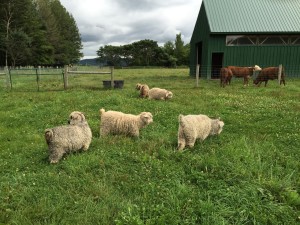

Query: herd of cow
220;65;286;87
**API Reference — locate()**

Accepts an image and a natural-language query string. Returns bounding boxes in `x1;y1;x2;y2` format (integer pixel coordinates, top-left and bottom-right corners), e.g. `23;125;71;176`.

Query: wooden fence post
37;66;41;91
196;64;200;87
9;68;13;90
110;66;114;85
64;65;68;89
4;66;10;89
278;64;282;85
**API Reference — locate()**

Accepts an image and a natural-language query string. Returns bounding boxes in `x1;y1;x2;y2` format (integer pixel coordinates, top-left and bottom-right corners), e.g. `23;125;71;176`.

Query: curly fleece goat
177;114;224;151
99;108;153;137
45;111;92;163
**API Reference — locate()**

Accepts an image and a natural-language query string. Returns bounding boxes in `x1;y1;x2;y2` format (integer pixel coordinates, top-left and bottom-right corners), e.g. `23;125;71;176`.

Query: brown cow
253;67;286;87
227;65;262;86
220;67;233;87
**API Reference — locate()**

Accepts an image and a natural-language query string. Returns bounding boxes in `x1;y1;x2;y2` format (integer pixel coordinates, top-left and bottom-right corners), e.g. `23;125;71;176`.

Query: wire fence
0;66;116;91
0;64;299;91
190;64;300;79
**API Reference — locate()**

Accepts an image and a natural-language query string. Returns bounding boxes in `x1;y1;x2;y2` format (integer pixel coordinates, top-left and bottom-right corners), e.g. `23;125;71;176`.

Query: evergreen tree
163;41;177;67
164;41;175;56
0;0;82;66
174;33;185;66
50;0;82;64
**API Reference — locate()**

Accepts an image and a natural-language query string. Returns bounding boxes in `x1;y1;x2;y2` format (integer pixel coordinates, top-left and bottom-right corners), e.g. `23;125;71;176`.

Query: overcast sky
60;0;202;59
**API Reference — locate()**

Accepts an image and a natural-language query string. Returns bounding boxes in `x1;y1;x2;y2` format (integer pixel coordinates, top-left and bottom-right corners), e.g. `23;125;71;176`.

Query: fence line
0;67;11;89
1;64;299;90
64;66;114;89
191;64;300;79
8;66;64;91
1;66;115;91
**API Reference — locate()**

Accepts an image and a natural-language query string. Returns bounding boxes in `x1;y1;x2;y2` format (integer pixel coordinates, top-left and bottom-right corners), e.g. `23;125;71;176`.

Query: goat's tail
178;114;185;127
44;129;53;143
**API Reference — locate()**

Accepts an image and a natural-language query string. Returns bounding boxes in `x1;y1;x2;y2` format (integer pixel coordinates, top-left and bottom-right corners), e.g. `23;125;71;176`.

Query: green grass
0;68;300;224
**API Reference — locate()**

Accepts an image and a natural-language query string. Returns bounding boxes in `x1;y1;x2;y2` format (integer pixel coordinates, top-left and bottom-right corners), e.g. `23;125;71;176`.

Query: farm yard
0;67;300;224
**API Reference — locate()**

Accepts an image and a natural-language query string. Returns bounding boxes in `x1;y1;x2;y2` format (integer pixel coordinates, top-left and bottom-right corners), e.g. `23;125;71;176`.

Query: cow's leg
243;77;247;86
264;80;268;87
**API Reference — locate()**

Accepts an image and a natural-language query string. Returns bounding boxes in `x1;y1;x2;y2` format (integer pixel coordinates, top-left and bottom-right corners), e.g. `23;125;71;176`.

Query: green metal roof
204;0;300;33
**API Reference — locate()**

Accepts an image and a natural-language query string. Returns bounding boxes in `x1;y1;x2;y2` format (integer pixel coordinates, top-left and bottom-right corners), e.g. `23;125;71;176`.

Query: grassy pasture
0;67;300;224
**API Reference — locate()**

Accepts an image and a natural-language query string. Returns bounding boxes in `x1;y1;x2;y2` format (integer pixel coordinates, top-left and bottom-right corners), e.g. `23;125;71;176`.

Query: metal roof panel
203;0;300;33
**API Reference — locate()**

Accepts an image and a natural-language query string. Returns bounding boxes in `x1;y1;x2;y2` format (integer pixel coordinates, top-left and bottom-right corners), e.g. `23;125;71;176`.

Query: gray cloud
60;0;201;58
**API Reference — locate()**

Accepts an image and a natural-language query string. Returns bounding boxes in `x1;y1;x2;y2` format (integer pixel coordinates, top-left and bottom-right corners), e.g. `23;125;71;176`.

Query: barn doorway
197;42;203;65
211;52;223;79
196;42;202;76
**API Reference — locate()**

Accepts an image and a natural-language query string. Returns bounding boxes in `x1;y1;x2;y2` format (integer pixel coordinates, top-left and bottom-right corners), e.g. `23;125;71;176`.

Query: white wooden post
196;64;200;87
278;64;282;85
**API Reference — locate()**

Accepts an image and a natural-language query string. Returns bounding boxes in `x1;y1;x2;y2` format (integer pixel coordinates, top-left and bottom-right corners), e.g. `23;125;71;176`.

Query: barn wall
189;4;211;77
191;32;300;78
209;35;300;78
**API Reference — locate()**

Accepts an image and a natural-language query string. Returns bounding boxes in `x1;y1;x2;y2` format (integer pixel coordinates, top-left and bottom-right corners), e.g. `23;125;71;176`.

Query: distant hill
78;58;101;66
78;58;128;67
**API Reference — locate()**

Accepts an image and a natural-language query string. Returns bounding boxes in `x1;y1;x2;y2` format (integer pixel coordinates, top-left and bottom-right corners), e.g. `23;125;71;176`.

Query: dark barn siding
190;4;210;77
191;33;300;78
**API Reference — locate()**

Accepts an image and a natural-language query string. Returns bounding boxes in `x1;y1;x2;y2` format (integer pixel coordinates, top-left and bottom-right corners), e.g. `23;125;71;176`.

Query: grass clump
0;68;299;224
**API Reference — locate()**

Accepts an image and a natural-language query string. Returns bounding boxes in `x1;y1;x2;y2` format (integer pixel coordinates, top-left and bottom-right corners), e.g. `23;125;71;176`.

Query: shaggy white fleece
45;111;92;163
136;83;150;98
148;87;173;100
99;108;153;137
177;114;224;151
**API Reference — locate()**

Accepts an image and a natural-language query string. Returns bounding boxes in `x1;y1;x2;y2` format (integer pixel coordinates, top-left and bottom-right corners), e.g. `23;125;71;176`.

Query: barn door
197;42;203;65
211;53;223;79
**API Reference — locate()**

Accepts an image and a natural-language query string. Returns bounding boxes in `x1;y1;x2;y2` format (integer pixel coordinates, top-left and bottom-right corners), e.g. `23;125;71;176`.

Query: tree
120;44;134;66
97;45;121;66
164;41;175;56
174;33;185;66
0;0;17;66
50;0;82;64
0;0;82;66
162;41;177;67
6;29;31;67
183;43;190;65
131;39;159;66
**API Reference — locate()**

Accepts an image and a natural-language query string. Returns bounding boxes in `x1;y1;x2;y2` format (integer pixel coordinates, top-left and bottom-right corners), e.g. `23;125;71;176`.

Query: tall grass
0;68;300;224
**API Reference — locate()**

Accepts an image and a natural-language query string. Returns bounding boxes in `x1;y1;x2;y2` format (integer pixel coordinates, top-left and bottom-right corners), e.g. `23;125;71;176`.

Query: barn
190;0;300;79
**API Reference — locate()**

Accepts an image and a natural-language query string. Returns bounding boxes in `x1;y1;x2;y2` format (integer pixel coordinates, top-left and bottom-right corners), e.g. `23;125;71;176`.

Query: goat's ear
140;113;148;118
142;113;152;120
79;112;85;121
144;114;152;119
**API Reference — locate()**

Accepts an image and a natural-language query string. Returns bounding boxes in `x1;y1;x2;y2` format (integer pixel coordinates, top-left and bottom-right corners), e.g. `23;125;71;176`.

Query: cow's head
253;65;262;71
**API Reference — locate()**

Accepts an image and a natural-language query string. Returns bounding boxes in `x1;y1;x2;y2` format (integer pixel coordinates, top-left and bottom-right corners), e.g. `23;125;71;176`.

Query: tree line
96;34;190;67
0;0;190;68
0;0;82;67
